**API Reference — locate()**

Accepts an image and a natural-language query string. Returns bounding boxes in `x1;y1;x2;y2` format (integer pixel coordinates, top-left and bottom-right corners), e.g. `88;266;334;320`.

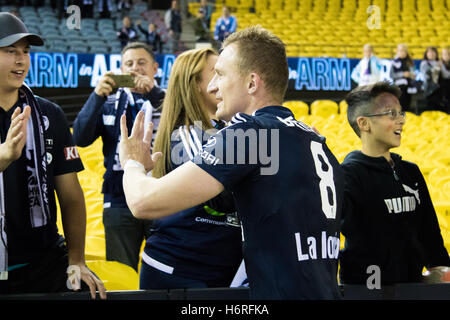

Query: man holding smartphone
72;42;165;271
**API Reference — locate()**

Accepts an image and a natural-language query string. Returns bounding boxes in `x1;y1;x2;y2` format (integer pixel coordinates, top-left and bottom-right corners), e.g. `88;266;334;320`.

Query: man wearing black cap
0;12;106;299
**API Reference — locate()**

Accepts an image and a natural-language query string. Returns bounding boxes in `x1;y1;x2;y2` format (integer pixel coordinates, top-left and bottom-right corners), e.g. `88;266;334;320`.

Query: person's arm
351;61;361;84
124;161;224;219
390;60;405;80
130;27;139;41
137;24;149;37
72;72;116;147
214;18;221;40
372;56;383;79
339;163;363;237
440;61;450;78
420;61;430;81
229;16;237;33
117;28;128;41
55;172;106;299
119;112;224;219
156;33;162;53
415;167;450;268
0;106;30;171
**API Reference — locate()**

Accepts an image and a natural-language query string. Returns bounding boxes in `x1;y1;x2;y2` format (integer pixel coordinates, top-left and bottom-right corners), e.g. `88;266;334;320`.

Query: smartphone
109;74;135;88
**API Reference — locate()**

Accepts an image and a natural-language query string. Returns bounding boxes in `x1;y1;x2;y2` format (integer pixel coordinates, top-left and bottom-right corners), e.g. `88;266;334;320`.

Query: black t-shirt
0;96;83;266
192;106;344;299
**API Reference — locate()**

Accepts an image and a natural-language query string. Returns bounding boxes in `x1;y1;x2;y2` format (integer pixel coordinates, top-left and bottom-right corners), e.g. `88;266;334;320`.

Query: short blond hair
222;26;289;102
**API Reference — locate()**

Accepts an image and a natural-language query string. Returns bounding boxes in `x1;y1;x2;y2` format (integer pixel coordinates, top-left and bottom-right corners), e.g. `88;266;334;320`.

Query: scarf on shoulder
0;84;50;280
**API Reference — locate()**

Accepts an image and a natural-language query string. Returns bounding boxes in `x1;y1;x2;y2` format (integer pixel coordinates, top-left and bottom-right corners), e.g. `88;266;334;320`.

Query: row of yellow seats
283;99;346;118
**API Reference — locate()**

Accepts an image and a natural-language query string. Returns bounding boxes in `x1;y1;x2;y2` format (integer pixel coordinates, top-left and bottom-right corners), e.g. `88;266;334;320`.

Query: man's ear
357;116;370;134
247;72;260;94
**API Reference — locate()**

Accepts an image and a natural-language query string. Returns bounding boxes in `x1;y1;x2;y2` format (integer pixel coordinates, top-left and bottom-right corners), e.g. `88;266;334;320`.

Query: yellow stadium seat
434;201;450;251
428;167;450;189
310;100;339;117
86;260;139;291
282;100;309;119
421;110;449;121
339;100;348;115
85;236;106;260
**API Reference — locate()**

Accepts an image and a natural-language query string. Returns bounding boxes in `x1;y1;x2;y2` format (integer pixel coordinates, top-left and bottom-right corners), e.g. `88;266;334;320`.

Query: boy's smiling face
365;92;406;150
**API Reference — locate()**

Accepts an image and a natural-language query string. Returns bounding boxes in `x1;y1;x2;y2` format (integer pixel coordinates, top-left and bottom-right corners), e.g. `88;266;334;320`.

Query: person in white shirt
351;44;383;86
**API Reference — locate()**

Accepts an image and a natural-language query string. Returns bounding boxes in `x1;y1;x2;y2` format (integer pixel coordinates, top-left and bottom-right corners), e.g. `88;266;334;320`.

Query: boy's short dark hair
121;42;155;61
345;82;402;137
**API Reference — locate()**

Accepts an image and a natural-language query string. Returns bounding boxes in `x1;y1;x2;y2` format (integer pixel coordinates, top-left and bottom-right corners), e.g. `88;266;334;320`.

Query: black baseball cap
0;12;44;47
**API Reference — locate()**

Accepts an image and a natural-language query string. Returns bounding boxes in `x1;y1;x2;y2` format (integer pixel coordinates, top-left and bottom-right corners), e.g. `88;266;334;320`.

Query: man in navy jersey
119;26;344;299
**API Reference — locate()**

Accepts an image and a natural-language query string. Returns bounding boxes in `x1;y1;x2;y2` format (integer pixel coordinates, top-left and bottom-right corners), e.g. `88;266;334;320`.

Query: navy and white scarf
111;87;155;172
0;84;50;280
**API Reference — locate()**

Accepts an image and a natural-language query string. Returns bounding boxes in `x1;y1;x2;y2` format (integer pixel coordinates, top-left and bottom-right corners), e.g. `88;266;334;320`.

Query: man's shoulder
35;96;65;119
223;113;259;131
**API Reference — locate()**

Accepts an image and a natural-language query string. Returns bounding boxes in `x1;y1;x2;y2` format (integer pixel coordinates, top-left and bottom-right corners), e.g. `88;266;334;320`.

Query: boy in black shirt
340;82;450;285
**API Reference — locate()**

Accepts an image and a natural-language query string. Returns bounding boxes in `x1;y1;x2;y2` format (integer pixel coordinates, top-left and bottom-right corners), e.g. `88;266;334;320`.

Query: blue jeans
139;260;208;290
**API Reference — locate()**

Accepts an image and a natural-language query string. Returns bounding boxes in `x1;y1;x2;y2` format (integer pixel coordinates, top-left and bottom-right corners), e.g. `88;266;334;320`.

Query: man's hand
129;71;154;94
119;111;162;172
422;266;450;284
0;106;31;171
94;71;116;97
67;264;107;299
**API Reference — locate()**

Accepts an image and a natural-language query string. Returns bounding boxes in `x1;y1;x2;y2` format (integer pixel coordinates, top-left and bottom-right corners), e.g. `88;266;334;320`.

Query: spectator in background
72;42;165;272
199;0;212;29
340;82;450;286
440;47;450;113
52;0;66;19
137;20;162;54
351;44;383;86
81;0;95;19
420;47;442;111
118;0;132;19
117;16;139;49
98;0;112;19
165;0;182;53
193;8;210;43
390;44;416;112
213;6;237;44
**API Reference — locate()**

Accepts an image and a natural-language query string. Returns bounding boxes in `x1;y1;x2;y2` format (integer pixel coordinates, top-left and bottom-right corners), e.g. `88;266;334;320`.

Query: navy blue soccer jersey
192;106;344;299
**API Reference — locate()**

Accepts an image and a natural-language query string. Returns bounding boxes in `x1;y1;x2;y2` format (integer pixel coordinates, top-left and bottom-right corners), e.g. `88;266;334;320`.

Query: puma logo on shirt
384;183;420;214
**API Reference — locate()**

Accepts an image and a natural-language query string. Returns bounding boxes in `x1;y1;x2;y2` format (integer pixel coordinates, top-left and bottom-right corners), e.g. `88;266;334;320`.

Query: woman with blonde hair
139;48;243;289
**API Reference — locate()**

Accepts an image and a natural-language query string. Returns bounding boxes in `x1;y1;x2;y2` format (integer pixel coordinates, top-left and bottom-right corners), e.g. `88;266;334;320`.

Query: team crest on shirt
203;136;217;149
46;152;53;165
42;116;49;131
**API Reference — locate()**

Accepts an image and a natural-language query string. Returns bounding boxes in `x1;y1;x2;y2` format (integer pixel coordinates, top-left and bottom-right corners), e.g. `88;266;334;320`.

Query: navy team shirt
0;96;84;266
192;106;344;299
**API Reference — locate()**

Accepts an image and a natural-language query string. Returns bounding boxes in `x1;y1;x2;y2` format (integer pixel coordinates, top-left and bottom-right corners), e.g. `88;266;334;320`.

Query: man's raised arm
119;111;224;219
